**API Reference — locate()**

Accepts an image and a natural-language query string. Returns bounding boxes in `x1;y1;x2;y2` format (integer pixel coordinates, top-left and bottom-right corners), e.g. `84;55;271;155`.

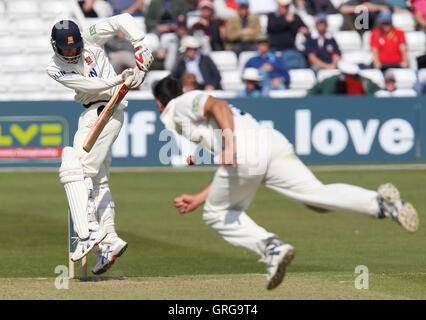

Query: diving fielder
153;76;419;290
47;14;153;275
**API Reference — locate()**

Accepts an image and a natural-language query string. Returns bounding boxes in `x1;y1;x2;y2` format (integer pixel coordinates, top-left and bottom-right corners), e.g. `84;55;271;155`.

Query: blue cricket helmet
51;20;84;64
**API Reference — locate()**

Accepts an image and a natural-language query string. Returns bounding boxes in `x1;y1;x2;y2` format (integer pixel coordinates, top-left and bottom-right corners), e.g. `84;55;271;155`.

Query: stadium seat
0;1;5;17
289;69;316;90
362;31;371;51
259;15;268;35
341;50;373;65
418;68;426;82
23;36;51;54
7;0;40;18
0;55;40;73
40;0;71;19
392;12;415;32
187;15;200;29
126;90;155;100
330;0;349;8
221;70;244;91
11;73;47;92
333;31;362;52
0;18;11;36
208;90;238;99
406;31;426;53
142;70;170;90
238;51;257;72
210;51;238;72
269;90;307;98
387;68;417;89
0;36;23;54
326;14;344;33
316;69;341;82
142;33;160;52
10;18;50;36
358;69;384;88
299;13;315;32
0;73;14;93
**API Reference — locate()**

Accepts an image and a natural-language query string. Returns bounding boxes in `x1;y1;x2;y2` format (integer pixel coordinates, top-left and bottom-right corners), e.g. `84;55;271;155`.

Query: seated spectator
81;0;144;17
244;35;290;91
375;70;417;96
104;33;136;74
145;0;189;34
370;10;408;71
308;61;381;95
267;0;309;69
296;0;338;15
225;0;261;56
171;36;222;90
305;13;341;72
182;72;199;91
238;68;269;97
339;0;390;34
157;15;211;71
191;0;225;51
413;0;426;30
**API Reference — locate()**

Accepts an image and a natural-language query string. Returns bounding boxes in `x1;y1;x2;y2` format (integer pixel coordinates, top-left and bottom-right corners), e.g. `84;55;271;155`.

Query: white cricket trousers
72;102;124;232
203;129;380;260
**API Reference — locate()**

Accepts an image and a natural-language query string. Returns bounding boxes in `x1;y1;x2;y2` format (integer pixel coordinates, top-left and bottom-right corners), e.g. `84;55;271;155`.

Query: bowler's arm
203;96;236;166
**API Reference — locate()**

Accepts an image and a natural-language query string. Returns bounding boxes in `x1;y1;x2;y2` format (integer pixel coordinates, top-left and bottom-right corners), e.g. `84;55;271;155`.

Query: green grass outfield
0;168;425;299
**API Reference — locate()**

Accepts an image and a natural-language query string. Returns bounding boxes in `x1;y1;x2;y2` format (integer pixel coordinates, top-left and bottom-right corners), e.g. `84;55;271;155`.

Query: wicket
68;209;87;279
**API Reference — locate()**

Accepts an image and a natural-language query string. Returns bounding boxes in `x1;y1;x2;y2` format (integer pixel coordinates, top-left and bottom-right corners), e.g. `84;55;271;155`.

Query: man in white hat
171;35;222;90
237;68;269;97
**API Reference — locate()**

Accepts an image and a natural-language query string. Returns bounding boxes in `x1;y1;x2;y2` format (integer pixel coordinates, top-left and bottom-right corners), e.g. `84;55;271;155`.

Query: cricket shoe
264;239;295;290
377;183;419;233
71;229;107;262
92;234;128;275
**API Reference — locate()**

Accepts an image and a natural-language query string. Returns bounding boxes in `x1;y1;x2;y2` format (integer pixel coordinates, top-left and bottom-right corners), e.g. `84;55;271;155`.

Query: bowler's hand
174;194;202;214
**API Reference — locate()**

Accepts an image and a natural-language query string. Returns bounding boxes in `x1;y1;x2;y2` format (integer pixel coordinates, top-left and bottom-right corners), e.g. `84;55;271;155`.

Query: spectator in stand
156;15;211;71
145;0;189;34
244;35;290;91
267;0;309;69
339;0;391;34
104;32;136;74
181;72;200;91
305;13;341;72
370;10;408;71
308;61;381;95
375;70;417;97
413;0;426;30
225;0;261;56
171;36;222;90
81;0;145;16
191;0;225;51
237;68;269;97
297;0;338;15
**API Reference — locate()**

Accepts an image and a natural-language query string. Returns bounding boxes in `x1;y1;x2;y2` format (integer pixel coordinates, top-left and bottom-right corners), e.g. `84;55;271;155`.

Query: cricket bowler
47;14;153;275
153;76;419;290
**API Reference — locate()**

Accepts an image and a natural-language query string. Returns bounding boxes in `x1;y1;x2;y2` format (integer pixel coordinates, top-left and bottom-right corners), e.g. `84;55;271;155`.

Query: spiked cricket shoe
264;239;295;290
378;183;419;233
92;235;128;275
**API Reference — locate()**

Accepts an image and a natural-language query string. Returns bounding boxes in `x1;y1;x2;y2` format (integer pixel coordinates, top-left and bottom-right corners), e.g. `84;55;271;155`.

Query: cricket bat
82;67;139;153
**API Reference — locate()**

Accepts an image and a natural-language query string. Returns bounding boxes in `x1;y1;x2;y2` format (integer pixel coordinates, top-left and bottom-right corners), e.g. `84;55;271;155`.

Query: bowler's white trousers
72;102;125;232
203;129;380;260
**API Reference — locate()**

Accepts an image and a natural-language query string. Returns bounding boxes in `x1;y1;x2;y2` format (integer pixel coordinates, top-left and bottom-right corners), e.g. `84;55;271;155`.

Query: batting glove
121;68;135;82
130;70;147;89
134;45;154;72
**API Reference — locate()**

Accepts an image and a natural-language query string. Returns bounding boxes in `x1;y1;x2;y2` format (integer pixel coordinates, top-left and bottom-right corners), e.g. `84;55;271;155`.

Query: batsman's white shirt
46;13;145;180
162;91;380;259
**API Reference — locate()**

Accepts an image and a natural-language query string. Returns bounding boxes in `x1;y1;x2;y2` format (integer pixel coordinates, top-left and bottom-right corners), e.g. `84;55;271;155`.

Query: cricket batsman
47;14;153;275
152;76;419;290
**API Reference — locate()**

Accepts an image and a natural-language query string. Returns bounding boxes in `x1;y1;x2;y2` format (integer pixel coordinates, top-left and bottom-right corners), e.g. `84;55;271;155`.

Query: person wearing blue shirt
305;13;341;72
244;35;290;91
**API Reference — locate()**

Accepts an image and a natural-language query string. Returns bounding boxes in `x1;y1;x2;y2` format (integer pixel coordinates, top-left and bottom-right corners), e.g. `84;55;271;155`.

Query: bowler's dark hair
152;75;183;107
